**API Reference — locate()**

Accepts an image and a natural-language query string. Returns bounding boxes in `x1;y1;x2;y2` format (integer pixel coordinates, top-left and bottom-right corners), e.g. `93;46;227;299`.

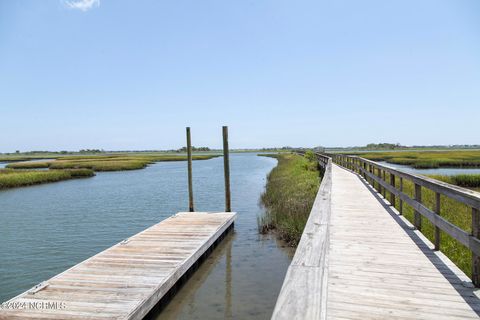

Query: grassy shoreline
358;150;480;169
258;152;321;245
6;155;219;172
1;154;219;189
0;169;95;190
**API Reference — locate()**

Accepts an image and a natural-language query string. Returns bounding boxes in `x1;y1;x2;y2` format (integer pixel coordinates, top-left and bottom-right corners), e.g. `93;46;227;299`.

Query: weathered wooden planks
0;212;235;320
326;164;479;319
272;160;480;319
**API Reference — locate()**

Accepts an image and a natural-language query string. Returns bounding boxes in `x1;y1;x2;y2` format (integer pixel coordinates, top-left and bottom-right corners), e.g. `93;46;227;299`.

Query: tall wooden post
186;127;194;212
222;126;231;212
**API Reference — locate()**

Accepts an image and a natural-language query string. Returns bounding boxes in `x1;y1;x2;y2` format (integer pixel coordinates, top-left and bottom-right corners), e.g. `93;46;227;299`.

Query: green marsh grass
358;150;480;169
6;155;219;172
428;174;480;188
258;152;321;245
0;169;95;189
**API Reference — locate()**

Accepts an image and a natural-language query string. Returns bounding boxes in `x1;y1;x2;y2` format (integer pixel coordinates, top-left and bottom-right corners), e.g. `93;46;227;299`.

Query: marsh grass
428;174;480;188
258;153;321;245
6;155;219;171
359;150;480;169
0;169;95;189
377;173;479;277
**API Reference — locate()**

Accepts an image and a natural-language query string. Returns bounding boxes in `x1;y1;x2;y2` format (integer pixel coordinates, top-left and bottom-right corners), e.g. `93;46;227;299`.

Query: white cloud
64;0;100;12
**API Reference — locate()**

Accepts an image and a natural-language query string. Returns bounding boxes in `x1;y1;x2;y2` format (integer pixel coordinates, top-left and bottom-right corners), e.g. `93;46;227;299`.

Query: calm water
0;153;293;319
378;161;480;176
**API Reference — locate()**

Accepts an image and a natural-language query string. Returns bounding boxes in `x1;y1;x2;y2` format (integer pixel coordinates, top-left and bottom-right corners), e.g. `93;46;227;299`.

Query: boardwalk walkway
273;163;480;319
0;212;235;320
328;164;479;319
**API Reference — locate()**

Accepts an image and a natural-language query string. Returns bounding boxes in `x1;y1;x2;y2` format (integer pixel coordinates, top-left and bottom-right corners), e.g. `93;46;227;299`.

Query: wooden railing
294;150;330;170
331;153;480;286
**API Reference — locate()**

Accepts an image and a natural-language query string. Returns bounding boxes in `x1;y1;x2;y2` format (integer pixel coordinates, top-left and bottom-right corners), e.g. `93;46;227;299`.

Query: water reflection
154;230;293;320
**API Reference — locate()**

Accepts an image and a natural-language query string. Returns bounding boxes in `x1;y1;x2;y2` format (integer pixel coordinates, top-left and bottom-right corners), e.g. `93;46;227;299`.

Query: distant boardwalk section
0;212;235;320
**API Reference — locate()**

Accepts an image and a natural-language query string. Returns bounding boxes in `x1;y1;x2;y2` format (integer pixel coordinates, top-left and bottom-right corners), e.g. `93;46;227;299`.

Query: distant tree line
79;149;104;153
364;143;404;150
176;146;211;152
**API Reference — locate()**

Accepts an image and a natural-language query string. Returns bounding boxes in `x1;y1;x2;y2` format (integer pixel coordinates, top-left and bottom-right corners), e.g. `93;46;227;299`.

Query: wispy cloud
64;0;100;12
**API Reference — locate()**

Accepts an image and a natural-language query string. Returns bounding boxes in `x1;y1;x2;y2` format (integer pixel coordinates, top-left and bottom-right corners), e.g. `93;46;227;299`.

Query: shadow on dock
357;174;480;316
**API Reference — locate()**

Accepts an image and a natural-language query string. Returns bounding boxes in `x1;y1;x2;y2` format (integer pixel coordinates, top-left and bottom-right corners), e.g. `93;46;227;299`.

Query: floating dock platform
0;212;236;320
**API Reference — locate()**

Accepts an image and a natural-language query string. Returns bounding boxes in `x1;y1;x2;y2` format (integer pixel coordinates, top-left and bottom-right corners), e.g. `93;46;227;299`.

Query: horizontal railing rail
331;153;480;286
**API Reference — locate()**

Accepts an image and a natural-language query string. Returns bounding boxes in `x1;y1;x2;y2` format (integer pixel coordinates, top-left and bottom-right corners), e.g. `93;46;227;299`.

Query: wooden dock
273;154;480;319
0;212;235;320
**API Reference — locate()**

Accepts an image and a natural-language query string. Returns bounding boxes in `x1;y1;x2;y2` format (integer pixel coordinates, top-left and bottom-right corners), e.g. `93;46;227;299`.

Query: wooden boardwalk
273;162;480;319
0;212;235;320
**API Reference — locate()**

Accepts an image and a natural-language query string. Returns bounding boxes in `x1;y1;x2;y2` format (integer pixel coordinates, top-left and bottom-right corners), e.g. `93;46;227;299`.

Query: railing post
222;126;231;213
369;164;373;185
399;177;403;215
414;183;422;231
434;193;441;250
390;173;396;206
472;207;480;287
377;168;383;196
382;170;386;198
186;127;194;212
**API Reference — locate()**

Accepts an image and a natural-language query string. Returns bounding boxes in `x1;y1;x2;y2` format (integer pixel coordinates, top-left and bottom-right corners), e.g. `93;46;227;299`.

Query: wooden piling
186;127;194;212
223;126;231;212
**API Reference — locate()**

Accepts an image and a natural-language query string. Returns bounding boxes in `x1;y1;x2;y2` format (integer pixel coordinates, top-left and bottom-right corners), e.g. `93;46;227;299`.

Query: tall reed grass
258;153;321;245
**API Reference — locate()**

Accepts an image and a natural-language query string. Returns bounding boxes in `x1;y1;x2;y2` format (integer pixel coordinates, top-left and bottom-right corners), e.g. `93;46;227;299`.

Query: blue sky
1;0;479;152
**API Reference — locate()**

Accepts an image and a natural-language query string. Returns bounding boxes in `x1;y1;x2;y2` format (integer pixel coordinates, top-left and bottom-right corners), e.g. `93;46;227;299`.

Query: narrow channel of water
378;161;480;176
0;153;293;319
